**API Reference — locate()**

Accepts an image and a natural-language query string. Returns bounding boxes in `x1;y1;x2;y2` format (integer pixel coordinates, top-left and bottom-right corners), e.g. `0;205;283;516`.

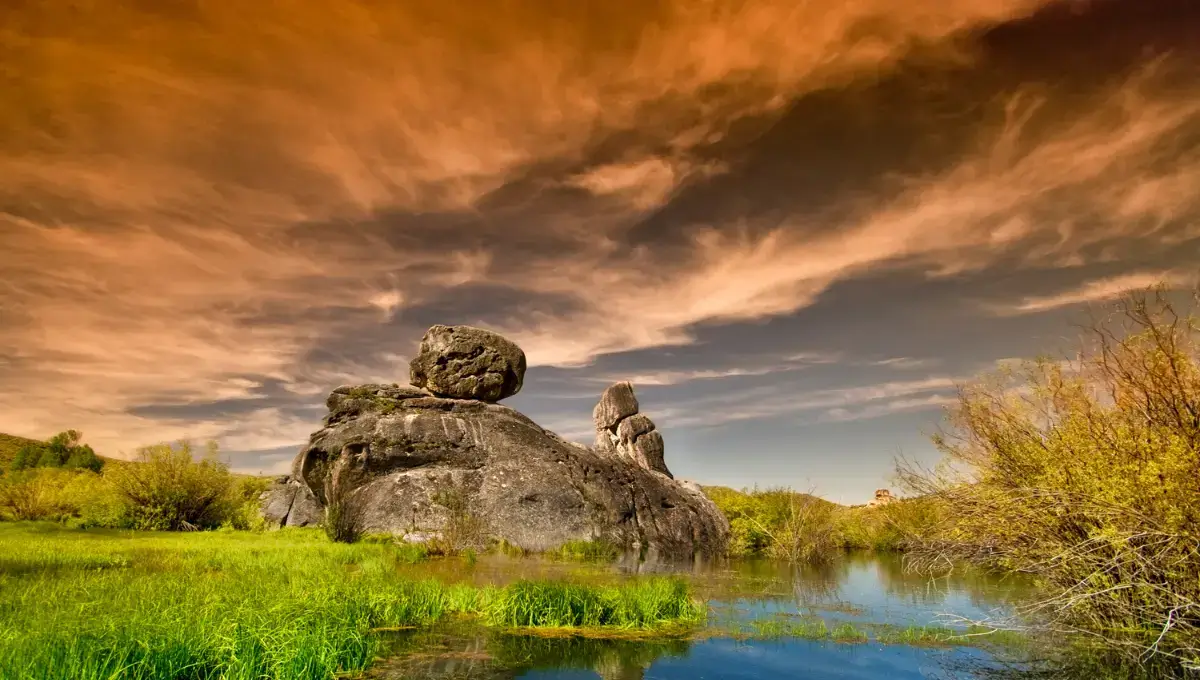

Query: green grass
485;578;705;629
0;523;705;680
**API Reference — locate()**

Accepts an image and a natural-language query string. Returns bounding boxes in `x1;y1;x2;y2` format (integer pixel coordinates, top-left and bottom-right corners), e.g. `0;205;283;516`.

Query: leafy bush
0;469;77;520
899;286;1200;672
705;486;845;562
706;485;941;561
107;440;238;531
8;430;104;473
0;468;121;523
837;498;943;552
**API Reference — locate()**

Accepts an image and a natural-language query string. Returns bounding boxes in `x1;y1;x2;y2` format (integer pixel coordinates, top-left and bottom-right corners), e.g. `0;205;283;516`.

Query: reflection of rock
595;657;648;680
260;326;729;558
868;488;894;507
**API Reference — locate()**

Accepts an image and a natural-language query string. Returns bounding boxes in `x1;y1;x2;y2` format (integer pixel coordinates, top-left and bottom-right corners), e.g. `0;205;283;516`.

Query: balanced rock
409;324;526;402
594;382;671;478
260;328;728;558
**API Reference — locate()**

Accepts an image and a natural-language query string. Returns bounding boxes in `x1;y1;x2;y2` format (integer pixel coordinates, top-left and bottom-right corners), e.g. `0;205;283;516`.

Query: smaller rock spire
593;381;672;478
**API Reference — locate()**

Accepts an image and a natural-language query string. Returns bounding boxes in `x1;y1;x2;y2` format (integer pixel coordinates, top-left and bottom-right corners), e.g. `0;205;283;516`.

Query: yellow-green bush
900;287;1200;672
703;486;933;562
0;439;270;532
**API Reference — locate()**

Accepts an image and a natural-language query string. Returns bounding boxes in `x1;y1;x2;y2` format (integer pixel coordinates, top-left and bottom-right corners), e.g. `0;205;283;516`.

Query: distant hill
700;484;844;509
0;433;43;467
0;432;124;469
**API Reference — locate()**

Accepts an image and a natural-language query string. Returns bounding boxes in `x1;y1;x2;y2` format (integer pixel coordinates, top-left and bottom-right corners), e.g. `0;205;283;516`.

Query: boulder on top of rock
409;325;526;402
593;381;639;430
594;382;672;478
259;329;728;558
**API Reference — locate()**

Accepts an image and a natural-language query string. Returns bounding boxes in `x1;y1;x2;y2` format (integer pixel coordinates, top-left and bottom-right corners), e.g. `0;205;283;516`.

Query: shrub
705;486;844;562
8;430;104;473
0;469;76;520
108;440;237;531
899;286;1200;672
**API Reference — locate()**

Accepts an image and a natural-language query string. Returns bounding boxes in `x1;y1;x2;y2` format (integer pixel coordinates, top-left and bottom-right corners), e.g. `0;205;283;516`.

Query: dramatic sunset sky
1;0;1197;502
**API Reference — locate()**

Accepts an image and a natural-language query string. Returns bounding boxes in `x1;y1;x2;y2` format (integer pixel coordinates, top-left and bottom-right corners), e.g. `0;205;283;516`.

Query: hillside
0;433;44;467
0;432;125;468
700;484;844;509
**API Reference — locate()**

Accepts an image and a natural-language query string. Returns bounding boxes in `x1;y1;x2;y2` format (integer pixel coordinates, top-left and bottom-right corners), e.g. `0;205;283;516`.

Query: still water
371;553;1035;679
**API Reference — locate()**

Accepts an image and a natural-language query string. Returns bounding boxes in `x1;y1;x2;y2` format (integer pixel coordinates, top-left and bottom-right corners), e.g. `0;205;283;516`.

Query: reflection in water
371;628;1002;680
373;630;689;679
376;553;1038;679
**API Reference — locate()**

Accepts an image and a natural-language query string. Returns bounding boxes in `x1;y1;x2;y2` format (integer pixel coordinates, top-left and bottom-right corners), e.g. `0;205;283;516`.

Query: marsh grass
485;578;705;629
0;523;704;680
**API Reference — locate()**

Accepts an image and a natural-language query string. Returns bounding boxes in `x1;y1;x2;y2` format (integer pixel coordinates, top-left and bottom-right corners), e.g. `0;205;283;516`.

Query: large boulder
593;382;671;478
408;325;526;402
262;382;729;558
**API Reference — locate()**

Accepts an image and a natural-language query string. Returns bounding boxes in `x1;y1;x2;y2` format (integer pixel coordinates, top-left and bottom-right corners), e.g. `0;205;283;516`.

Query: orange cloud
0;0;1195;463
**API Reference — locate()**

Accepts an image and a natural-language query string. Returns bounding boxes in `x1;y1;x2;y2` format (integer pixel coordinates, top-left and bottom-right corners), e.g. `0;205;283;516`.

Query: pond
371;553;1036;679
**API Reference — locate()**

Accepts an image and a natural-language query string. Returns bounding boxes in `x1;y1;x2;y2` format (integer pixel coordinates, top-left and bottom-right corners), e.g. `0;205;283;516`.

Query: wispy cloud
0;0;1195;466
653;376;963;429
997;270;1197;315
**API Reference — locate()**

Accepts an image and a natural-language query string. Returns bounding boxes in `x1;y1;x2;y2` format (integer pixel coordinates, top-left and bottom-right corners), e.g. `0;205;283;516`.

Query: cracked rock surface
258;326;729;558
593;382;672;478
409;324;526;402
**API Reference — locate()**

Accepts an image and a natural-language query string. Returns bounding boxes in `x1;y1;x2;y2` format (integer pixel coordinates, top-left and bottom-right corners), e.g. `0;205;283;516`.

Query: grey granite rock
408;325;526;402
264;386;727;558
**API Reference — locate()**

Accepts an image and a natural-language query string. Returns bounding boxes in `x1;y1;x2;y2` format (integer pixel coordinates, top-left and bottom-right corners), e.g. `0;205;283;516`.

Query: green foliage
7;430;104;473
0;433;42;468
0;523;704;679
900;287;1200;673
485;578;704;629
425;485;488;554
0;438;264;532
704;485;936;562
837;498;943;552
107;440;237;531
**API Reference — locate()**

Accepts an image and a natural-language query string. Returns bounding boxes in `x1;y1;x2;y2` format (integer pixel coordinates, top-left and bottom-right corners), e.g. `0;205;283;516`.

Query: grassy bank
0;523;705;680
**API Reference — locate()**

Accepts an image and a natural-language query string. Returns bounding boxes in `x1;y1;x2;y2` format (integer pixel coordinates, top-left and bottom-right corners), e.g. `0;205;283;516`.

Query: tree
8;430;103;472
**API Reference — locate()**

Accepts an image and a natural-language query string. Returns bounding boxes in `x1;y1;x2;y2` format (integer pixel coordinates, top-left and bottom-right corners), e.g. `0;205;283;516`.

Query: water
372;553;1036;679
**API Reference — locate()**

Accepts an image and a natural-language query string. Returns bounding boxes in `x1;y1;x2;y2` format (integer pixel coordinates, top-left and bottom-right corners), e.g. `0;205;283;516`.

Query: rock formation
260;325;729;558
868;488;895;507
593;382;670;478
408;324;526;402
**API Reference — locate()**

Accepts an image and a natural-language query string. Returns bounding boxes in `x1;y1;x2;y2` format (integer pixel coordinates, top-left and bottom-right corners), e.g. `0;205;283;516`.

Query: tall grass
898;286;1200;674
486;578;704;628
0;523;704;680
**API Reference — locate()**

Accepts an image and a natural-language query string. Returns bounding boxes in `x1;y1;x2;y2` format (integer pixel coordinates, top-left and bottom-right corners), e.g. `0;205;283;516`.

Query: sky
1;0;1198;504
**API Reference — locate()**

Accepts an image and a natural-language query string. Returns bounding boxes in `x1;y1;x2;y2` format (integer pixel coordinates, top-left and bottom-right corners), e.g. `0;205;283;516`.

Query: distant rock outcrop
868;488;895;507
259;325;728;558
